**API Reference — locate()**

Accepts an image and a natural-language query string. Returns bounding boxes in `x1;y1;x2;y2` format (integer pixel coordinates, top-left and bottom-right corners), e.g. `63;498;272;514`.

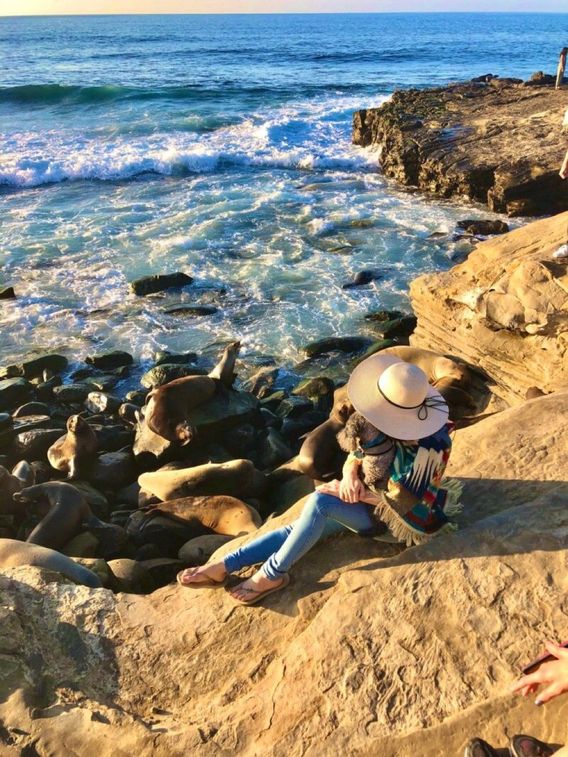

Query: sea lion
0;465;28;516
47;414;98;479
0;538;102;587
297;384;354;481
14;481;92;551
144;495;262;536
144;341;240;445
138;459;267;502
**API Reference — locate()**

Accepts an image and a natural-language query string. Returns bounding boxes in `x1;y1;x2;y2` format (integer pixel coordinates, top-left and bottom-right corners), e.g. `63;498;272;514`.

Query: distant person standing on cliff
554;124;568;259
177;354;462;605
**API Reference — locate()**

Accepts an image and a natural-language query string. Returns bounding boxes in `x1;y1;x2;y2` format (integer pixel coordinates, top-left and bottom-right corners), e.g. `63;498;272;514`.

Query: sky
2;0;568;14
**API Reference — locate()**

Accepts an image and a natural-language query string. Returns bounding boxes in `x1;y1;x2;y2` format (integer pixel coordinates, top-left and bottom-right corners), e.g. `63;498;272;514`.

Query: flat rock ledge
410;211;568;405
1;392;568;756
353;81;568;216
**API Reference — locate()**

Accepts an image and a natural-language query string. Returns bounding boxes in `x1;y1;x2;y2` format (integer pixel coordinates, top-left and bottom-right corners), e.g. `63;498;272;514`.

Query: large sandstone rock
353;82;568;216
410;212;568;404
0;396;566;755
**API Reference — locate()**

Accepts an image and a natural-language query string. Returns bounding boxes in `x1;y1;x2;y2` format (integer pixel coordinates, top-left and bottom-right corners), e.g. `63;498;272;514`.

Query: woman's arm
338;454;366;504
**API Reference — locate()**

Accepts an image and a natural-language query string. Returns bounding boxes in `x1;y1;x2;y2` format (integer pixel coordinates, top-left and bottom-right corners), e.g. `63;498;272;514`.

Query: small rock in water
164;305;218;317
471;73;497;83
276;396;313;419
364;309;405;323
86;351;133;370
243;367;279;399
303;336;373;358
0;286;16;300
130;272;193;296
456;219;509;236
342;270;381;289
372;315;417;340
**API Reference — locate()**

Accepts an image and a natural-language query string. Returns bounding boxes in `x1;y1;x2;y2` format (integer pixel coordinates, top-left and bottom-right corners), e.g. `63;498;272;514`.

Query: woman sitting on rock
177;353;462;605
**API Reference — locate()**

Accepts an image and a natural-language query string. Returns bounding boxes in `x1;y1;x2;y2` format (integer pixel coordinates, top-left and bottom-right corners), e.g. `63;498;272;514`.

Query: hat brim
347;353;449;441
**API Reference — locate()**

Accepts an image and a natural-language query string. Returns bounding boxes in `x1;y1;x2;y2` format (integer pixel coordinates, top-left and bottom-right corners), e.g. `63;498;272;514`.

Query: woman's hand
510;642;568;705
338;468;366;504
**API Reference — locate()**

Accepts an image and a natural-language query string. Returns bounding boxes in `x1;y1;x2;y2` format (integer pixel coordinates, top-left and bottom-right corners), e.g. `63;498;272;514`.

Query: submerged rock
165;305;218;317
457;219;509;236
303;336;373;358
130;272;193;296
86;350;133;370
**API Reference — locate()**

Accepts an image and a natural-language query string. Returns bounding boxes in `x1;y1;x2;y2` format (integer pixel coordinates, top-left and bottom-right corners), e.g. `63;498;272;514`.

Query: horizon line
2;10;568;16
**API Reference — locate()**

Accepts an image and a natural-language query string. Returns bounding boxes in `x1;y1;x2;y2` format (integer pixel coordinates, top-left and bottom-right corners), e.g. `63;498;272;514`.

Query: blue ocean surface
1;13;566;374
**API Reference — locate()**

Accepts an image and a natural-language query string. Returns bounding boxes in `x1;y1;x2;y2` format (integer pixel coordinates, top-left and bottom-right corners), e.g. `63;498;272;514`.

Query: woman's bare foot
228;568;285;602
178;561;227;586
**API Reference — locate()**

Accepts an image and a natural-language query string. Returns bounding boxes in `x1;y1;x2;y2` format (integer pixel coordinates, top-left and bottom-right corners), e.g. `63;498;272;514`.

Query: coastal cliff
353;79;568;216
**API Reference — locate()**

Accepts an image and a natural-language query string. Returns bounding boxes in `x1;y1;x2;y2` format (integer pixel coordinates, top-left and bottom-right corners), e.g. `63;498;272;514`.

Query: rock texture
410;211;568;404
353;81;568;216
1;393;567;756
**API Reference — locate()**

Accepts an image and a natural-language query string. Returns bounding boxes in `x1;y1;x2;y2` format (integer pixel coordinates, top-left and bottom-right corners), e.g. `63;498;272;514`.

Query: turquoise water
1;13;566;371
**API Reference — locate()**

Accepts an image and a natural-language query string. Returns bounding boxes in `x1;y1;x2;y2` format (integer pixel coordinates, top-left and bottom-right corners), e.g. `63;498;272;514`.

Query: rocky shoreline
0;212;567;755
353;75;568;216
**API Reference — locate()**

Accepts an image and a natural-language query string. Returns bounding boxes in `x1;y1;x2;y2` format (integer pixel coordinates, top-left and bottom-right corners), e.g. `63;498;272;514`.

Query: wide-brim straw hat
347;353;449;441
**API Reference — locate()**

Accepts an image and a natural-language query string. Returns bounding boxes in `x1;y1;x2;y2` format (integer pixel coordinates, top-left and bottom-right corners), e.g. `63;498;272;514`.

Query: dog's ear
336;401;354;425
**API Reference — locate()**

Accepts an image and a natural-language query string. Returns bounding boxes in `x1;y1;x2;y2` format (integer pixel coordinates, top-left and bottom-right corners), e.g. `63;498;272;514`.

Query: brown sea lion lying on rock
144;495;262;536
139;459;267;501
14;481;93;551
47;414;98;479
297;385;353;481
143;341;240;444
378;345;477;418
0;538;102;587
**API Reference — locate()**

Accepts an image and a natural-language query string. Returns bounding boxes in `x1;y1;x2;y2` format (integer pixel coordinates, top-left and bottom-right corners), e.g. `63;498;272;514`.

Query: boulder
303;336;373;357
371;315;417;339
130;272;193;296
85;351;133;370
12;428;65;461
85;392;122;414
0;286;16;299
456;219;509;236
107;558;154;594
52;384;92;404
410;212;568;403
258;427;294;470
140;363;205;389
89;451;137;490
13;401;51;417
0;378;32;411
153;350;198;366
178;534;234;566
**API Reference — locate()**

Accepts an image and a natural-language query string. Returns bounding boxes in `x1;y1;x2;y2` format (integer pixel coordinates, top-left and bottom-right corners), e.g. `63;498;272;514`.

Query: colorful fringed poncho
318;420;462;547
370;422;462;546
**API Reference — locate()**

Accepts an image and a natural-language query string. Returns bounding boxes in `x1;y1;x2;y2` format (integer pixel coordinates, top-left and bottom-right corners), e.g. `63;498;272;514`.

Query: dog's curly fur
336;412;395;492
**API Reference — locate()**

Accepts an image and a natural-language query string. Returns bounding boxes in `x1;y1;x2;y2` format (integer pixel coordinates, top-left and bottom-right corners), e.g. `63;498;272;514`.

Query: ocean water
1;13;566;375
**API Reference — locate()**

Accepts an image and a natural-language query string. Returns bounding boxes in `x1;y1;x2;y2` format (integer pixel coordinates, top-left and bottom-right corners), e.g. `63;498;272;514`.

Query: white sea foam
0;95;385;188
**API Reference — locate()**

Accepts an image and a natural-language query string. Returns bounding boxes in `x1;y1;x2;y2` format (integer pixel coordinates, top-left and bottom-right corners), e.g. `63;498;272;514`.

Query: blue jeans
223;491;375;581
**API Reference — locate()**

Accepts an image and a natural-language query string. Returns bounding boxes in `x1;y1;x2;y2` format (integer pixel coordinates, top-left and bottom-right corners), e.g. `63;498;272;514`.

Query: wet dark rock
139;557;186;587
153;351;198;367
292;376;335;401
89;375;119;393
84;392;122;415
89;450;137;490
258;428;294;470
65;481;109;517
12;428;64;460
0;413;13;430
372;315;417;340
35;376;62;402
125;390;148;406
260;390;287;411
303;336;373;358
86;351;133;371
132;418;177;468
127;510;205;559
456;219;509;236
131;272;193;296
280;411;329;443
222;423;258;458
364;309;405;323
0;378;33;411
70;367;96;381
353;81;568;217
22;354;68;379
118;403;140;425
0;365;21;381
342;270;382;289
0;286;16;300
259;407;281;429
243;367;279;399
276;396;313;419
204;443;234;463
115;482;140;507
90;424;133;453
164;305;218;317
52;384;92;404
356;339;397;362
140;364;207;389
13;402;51;418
